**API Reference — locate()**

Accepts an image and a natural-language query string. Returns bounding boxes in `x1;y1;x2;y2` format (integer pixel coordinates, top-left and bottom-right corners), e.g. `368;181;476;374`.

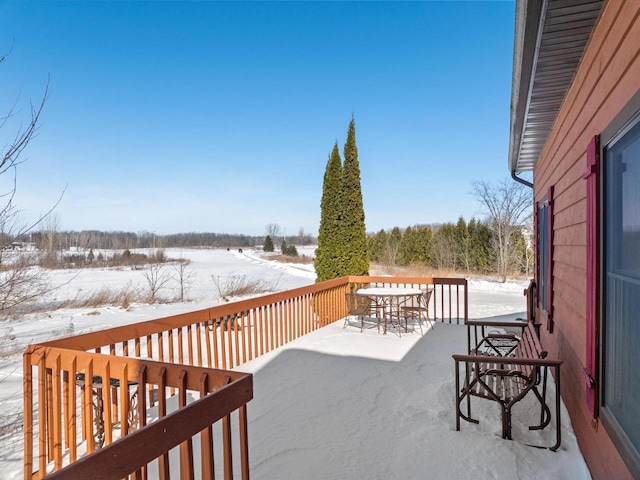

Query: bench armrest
452;353;562;367
484;333;518;339
465;319;527;329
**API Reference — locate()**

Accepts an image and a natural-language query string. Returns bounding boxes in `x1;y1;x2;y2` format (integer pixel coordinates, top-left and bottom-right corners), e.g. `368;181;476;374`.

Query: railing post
23;350;34;480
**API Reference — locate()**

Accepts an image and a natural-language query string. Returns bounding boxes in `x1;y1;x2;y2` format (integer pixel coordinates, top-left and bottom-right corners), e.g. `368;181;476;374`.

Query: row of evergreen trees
315;118;369;282
263;235;299;256
368;217;531;275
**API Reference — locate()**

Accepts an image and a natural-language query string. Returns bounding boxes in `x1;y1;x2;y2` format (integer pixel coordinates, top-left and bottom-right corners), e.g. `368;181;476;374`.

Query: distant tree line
18;229;316;252
368;216;531;276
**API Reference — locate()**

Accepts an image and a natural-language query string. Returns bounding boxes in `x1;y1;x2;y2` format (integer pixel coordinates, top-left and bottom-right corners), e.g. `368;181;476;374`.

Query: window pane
538;203;548;310
604;275;640;449
604;116;640;458
606;120;640;278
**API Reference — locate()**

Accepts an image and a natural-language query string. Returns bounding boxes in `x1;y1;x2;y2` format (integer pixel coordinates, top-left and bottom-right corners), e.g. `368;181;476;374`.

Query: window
536;186;553;331
602;111;640;473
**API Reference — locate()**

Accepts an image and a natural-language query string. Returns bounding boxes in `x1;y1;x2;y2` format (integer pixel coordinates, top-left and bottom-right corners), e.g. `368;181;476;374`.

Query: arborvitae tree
281;238;287;254
342;118;369;276
263;235;274;252
315;143;345;282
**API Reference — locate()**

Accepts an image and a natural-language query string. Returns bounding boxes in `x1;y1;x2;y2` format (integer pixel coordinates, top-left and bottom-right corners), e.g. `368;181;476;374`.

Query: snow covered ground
0;248;590;479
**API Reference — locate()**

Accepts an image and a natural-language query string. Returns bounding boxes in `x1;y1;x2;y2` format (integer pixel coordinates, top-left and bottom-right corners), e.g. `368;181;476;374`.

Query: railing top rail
39;276;351;351
35;275;466;352
348;275;468;286
25;346;251;391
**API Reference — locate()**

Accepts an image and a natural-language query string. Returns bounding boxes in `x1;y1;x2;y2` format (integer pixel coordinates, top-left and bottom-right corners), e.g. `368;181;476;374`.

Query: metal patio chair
344;292;373;332
400;289;433;335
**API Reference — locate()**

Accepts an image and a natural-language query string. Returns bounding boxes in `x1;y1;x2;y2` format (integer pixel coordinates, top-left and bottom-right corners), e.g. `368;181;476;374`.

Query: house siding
533;1;640;478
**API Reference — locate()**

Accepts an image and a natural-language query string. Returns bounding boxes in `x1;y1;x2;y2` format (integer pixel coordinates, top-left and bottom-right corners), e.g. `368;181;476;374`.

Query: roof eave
508;0;544;175
508;0;604;176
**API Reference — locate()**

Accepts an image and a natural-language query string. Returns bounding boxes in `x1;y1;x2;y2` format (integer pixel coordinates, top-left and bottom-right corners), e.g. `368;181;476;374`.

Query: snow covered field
0;248;590;479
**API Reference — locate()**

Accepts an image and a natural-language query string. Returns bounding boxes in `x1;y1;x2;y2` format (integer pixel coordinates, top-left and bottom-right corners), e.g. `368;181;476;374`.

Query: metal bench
75;373;139;448
453;320;563;450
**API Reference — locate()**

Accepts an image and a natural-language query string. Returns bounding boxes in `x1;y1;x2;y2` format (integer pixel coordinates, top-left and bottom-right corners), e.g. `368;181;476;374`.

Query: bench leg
502;404;513;440
528;386;551;431
550;365;562;451
455;361;460;431
454;360;480;427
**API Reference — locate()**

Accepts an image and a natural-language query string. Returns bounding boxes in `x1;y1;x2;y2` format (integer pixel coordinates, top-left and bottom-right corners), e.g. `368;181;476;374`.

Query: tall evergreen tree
315;143;345;282
342;117;369;275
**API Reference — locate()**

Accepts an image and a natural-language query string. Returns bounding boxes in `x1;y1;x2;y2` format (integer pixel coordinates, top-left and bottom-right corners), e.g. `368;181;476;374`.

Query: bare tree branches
265;223;281;239
1;77;49;176
142;264;173;303
0;51;66;318
0;253;49;316
471;178;532;282
173;259;195;302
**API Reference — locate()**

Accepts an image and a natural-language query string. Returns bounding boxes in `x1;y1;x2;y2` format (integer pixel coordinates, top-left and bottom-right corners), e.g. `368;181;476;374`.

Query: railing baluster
205;321;213;368
104;361;113;446
241;312;247;365
196;322;203;367
220;319;228;370
259;306;265;357
178;370;195;480
84;360;95;453
157;368;169;480
199;374;214;480
137;366;148;479
69;358;77;461
212;320;220;369
120;363;129;437
38;355;47;474
53;355;63;470
187;324;194;366
62;370;70;451
178;326;185;366
23;352;34;479
222;413;233;480
135;337;141;357
234;313;240;367
46;366;54;463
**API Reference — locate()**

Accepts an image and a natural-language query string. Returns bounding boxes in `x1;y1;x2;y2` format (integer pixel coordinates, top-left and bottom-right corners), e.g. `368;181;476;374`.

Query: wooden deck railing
23;275;467;479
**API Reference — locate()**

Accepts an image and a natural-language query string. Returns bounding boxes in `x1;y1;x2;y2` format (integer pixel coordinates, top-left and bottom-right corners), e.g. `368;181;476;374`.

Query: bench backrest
514;321;548;380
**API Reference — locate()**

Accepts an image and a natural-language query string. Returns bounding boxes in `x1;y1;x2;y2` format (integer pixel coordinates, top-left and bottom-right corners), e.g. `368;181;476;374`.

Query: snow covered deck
18;271;591;479
240;319;591;479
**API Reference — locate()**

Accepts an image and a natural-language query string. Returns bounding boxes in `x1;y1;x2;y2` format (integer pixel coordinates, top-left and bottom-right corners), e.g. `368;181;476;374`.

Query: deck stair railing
23;275;467;479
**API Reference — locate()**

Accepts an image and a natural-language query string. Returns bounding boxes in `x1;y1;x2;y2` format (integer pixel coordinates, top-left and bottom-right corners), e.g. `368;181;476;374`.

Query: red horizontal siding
533;1;640;478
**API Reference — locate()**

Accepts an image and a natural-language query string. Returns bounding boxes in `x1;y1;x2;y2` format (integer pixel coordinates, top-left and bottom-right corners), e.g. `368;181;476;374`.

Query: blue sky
1;1;516;236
